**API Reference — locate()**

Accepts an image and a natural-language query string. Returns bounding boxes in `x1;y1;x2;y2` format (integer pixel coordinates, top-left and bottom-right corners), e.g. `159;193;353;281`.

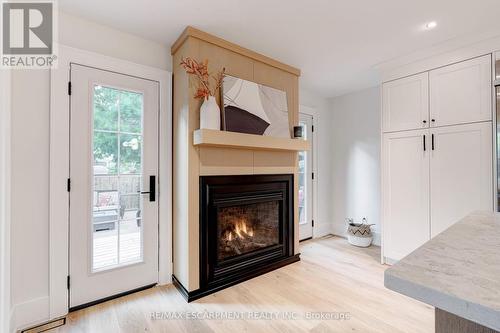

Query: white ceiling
59;0;500;98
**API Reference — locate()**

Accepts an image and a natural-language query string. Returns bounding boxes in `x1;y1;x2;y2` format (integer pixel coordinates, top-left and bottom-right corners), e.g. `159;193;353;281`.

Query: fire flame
224;219;253;241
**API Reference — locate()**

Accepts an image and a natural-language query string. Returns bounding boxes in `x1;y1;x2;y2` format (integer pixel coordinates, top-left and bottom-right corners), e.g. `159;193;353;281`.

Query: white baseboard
158;263;173;286
372;231;381;246
10;296;49;332
383;257;398;265
313;223;332;238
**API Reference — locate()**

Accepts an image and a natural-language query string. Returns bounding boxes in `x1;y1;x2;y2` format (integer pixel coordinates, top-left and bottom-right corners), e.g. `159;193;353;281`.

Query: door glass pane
298;122;307;225
93;132;118;174
92;85;144;272
93;85;119;131
120;90;143;133
120;134;142;174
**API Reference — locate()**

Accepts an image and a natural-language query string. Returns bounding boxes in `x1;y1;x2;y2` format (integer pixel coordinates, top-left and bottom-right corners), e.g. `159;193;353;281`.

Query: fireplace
196;174;299;299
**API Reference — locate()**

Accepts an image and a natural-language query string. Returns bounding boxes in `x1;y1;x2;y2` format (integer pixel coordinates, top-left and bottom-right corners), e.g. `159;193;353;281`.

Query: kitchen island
384;211;500;333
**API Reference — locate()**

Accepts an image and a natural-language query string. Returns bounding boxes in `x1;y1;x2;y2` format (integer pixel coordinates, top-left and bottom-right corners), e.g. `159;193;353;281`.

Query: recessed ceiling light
425;21;437;30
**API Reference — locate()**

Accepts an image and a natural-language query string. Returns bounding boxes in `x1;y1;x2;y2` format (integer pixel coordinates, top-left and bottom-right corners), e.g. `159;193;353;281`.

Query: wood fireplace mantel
193;129;310;152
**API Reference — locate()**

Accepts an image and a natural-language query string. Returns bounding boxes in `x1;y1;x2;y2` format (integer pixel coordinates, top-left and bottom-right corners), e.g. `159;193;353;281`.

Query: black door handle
138;175;156;202
423;135;426;151
431;134;435;151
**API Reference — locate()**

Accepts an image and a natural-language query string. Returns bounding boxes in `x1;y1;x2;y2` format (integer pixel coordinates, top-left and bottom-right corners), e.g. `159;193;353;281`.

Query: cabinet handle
423;135;426;151
431;134;435;151
422;120;427;125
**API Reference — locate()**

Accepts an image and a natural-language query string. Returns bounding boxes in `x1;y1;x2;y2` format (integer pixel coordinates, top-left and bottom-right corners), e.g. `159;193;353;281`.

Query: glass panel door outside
69;63;159;309
298;113;313;240
298;122;308;226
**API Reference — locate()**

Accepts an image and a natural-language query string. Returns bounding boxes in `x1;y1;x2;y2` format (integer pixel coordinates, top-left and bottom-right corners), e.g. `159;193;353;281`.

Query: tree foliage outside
93;85;143;174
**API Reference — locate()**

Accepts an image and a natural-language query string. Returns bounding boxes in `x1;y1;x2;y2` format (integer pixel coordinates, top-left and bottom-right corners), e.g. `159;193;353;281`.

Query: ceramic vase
200;96;220;130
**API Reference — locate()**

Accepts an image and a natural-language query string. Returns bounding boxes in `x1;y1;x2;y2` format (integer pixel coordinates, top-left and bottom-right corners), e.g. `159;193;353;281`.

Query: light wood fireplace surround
171;26;308;300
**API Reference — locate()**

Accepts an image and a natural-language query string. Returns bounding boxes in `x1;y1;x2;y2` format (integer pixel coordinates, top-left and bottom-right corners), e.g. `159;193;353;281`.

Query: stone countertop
384;211;500;331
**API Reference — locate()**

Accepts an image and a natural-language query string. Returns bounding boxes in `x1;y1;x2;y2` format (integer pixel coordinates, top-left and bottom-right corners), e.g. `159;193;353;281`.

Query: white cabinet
382;129;430;260
382;55;494;262
430;55;492;127
430;122;493;237
382;72;429;132
382;123;493;261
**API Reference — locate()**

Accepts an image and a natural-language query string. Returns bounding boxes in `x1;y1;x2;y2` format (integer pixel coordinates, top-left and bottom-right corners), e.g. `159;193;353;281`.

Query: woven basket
347;223;373;247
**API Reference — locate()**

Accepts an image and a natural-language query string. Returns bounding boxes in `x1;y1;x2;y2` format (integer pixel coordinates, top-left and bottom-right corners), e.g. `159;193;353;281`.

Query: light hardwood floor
56;236;434;333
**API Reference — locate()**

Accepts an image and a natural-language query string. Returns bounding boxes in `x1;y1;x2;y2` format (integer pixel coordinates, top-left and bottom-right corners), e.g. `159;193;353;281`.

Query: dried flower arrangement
180;57;225;100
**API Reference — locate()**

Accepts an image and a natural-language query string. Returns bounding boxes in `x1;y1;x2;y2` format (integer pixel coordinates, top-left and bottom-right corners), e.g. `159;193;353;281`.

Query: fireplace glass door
217;201;280;261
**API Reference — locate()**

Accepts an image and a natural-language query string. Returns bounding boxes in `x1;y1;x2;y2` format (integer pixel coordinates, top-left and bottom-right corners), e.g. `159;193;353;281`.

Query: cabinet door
430;55;492;127
383;129;430;261
430;122;493;237
382;73;429;132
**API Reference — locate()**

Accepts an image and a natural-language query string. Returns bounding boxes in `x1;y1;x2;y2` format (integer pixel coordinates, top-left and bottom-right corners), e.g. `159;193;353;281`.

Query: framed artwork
222;75;290;138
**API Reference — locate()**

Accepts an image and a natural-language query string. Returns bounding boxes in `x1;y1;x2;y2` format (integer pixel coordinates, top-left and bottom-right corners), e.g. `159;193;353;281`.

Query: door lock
138;175;156;202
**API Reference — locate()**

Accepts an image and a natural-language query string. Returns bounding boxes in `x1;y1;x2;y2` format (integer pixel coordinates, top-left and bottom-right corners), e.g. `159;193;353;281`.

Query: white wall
300;87;334;238
9;11;170;331
329;87;381;245
10;68;51;330
0;69;12;333
59;12;171;70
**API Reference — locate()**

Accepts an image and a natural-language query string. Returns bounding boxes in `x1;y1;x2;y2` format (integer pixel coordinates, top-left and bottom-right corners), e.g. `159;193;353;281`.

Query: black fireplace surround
173;174;299;301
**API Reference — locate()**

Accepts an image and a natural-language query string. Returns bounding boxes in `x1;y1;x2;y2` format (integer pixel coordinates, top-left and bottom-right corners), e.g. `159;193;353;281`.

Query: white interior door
382;129;430;261
69;64;159;308
430;122;493;237
298;113;313;240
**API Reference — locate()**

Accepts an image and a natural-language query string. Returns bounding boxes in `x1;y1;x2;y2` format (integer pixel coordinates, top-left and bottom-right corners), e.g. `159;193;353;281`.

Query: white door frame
49;45;172;319
299;105;318;238
0;69;12;333
491;52;497;213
